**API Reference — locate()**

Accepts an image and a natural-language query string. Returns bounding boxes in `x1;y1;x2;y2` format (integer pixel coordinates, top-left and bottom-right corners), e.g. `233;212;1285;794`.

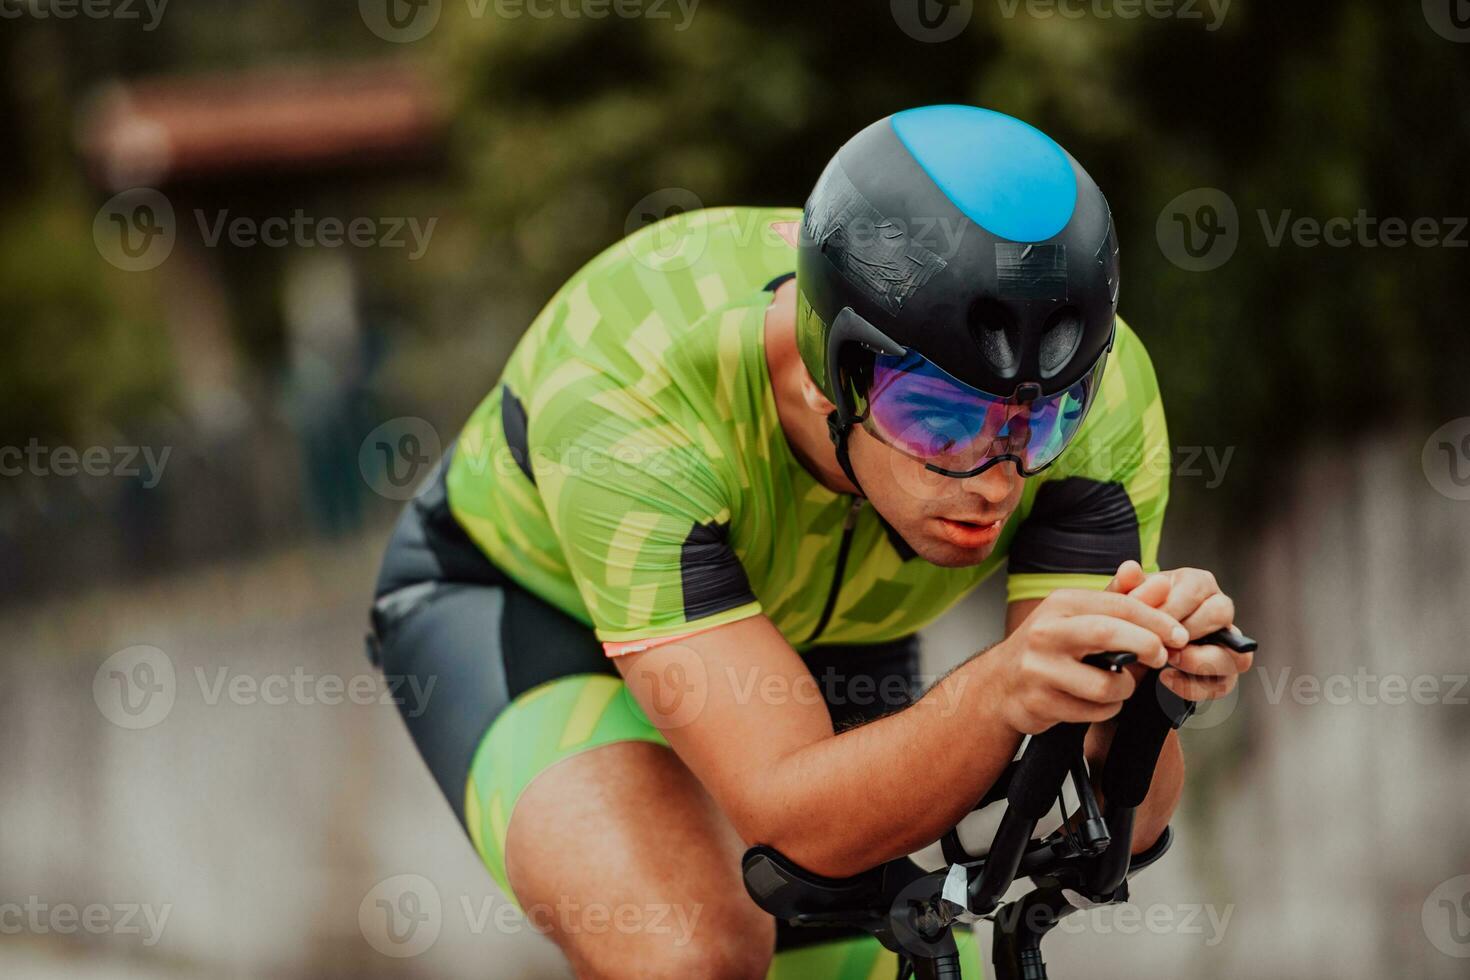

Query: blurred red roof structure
79;61;446;191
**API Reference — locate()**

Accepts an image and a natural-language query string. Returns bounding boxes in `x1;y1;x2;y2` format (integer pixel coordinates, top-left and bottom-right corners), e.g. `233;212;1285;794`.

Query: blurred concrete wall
0;536;566;979
1;429;1467;978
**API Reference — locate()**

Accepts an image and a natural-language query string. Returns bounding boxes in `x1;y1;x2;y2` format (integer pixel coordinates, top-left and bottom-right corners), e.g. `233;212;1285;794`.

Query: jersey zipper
803;495;864;647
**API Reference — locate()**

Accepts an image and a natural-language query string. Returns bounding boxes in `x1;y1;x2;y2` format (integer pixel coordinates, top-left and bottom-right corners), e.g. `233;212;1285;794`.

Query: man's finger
1052;590;1189;650
1029;688;1129;727
1049;654;1139;705
1162;668;1235;703
1157;570;1221;626
1107;560;1146;594
1171;641;1251;678
1055;614;1170;668
1128;572;1172;610
1180;592;1236;640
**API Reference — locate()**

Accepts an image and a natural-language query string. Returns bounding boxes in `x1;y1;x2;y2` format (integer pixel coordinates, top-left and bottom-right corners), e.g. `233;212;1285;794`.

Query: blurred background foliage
2;1;1467;585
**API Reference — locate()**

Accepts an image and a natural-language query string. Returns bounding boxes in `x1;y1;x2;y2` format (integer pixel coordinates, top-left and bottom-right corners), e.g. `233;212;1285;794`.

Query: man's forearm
747;651;1023;878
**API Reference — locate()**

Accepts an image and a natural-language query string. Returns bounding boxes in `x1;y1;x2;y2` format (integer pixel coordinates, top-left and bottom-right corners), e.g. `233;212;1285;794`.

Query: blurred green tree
3;2;1467;511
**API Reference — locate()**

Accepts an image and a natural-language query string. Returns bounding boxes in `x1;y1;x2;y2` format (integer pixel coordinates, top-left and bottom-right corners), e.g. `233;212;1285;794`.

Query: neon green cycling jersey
446;207;1169;653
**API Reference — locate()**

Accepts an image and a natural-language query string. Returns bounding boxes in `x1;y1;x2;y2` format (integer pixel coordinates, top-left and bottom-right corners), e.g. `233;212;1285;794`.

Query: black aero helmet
796;105;1120;492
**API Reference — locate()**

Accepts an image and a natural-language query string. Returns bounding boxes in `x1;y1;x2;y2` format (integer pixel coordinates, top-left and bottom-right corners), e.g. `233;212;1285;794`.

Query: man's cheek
883;452;950;503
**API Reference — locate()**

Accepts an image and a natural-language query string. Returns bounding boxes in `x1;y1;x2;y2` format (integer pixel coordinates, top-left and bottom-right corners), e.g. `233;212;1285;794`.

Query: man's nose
959;461;1020;504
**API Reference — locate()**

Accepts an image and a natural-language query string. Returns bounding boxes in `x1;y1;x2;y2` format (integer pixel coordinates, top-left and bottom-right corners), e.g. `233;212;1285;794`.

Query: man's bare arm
616;584;1183;879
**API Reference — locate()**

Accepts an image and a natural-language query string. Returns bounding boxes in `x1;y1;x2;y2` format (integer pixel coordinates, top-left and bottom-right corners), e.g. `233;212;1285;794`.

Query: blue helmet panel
890;105;1077;243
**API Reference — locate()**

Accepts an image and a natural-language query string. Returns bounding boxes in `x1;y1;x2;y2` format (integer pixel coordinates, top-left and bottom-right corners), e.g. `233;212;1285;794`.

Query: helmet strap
826;410;866;498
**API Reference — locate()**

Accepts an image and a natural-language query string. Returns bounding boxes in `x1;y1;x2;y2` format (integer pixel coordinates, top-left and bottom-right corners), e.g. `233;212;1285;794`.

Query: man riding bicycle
367;104;1251;979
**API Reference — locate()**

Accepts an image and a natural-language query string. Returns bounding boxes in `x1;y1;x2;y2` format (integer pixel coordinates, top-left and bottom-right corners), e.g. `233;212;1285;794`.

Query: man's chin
906;535;999;568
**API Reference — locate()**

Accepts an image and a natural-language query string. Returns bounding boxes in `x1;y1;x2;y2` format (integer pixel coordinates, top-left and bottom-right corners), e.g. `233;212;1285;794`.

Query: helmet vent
1039;307;1084;379
969;298;1020;379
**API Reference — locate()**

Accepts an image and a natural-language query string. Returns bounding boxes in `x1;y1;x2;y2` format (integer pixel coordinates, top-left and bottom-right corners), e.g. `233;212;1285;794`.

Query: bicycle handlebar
743;625;1257;980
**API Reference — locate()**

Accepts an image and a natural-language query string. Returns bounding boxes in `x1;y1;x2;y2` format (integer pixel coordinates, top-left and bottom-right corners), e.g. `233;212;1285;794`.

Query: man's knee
559;902;774;980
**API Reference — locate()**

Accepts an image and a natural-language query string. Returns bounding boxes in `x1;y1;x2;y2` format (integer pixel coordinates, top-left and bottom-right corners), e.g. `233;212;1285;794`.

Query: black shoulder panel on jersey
501;383;536;486
680;520;758;622
1008;477;1140;576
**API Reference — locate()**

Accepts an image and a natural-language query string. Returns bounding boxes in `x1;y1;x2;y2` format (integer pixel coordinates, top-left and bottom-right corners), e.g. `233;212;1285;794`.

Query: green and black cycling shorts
366;447;924;920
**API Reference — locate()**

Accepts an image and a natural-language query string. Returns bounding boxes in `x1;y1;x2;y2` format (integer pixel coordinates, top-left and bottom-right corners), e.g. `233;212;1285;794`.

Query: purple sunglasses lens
865;350;1103;474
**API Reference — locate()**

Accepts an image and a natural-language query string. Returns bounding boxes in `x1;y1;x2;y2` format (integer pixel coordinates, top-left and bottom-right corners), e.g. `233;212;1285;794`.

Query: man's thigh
368;488;911;979
503;738;774;979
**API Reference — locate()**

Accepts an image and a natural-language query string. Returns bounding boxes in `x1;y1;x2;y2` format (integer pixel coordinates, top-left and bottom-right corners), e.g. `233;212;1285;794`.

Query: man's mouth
932;516;1005;549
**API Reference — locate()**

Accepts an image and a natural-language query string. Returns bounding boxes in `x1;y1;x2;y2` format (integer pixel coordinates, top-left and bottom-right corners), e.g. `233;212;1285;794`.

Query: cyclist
367;105;1251;979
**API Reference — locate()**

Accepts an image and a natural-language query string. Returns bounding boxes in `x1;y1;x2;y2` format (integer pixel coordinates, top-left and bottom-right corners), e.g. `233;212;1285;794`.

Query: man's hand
1111;561;1253;703
991;577;1189;735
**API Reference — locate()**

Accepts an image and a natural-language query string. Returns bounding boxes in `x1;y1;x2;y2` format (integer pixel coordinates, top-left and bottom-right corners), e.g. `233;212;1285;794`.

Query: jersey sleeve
1005;319;1170;603
530;361;763;652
